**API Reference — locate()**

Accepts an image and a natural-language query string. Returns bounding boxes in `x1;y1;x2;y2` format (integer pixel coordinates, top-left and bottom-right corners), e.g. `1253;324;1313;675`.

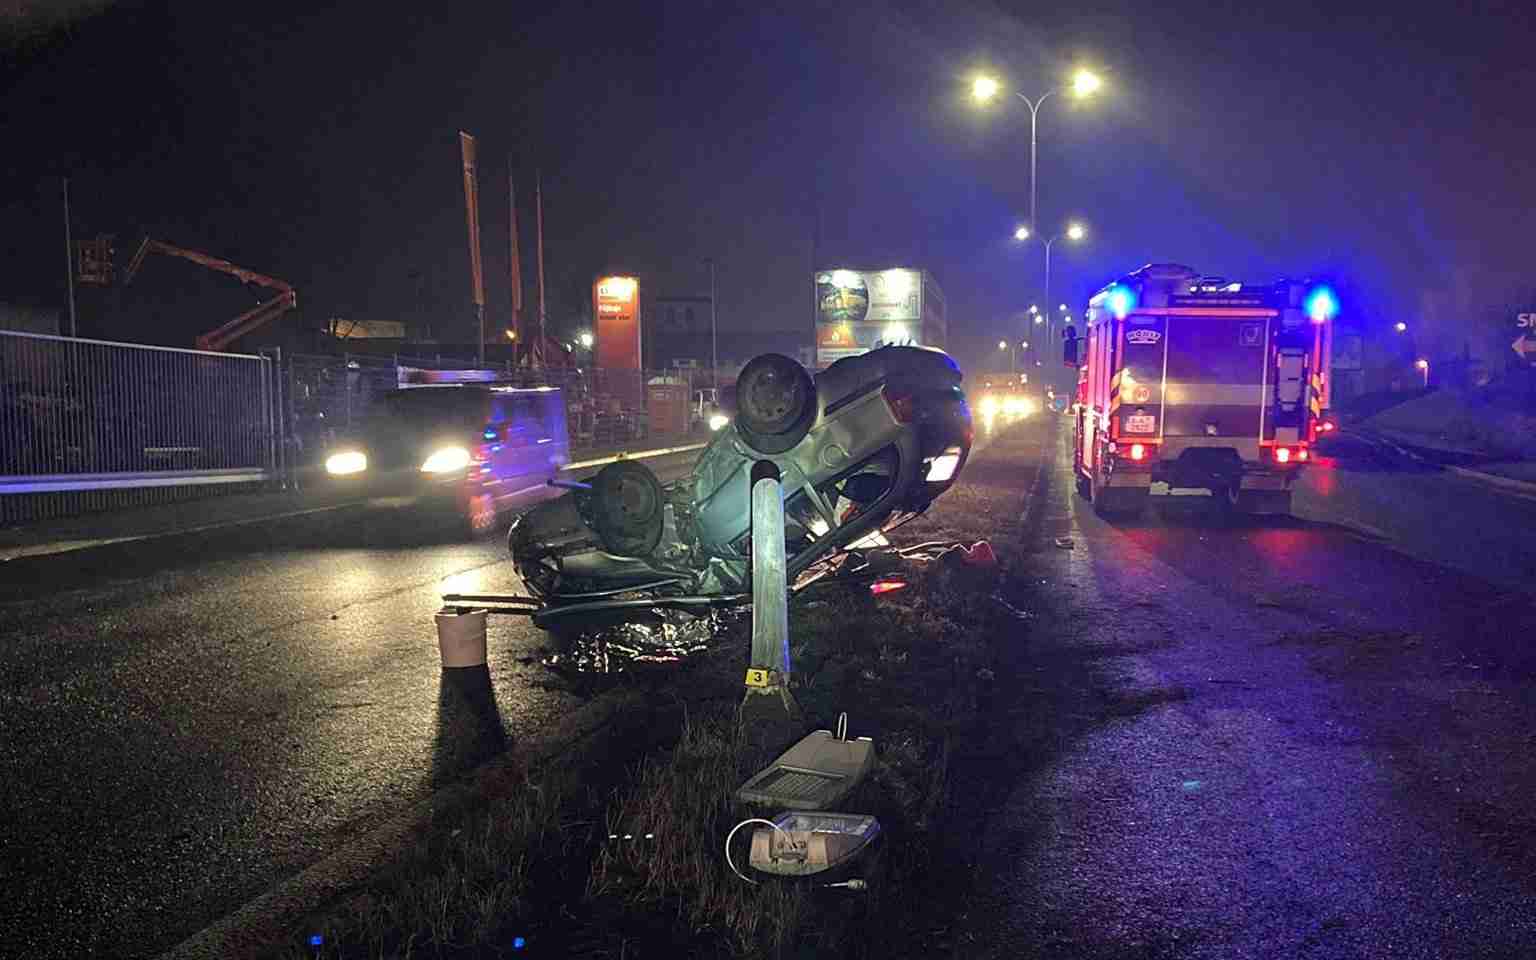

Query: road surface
0;456;696;960
950;415;1536;959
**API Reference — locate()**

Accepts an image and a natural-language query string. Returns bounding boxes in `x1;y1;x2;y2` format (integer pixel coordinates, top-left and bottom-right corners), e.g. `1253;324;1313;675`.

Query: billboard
593;276;641;371
814;268;942;368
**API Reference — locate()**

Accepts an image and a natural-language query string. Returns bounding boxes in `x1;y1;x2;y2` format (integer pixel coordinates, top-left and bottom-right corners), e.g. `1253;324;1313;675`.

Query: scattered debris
990;593;1033;621
1053;537;1074;549
736;713;874;810
747;811;881;877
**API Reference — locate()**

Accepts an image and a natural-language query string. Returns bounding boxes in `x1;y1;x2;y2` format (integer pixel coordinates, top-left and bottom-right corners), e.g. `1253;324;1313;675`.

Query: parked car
507;347;973;630
322;380;570;535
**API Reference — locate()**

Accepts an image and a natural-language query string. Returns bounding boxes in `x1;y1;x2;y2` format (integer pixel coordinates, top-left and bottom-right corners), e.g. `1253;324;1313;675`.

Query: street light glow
1029;304;1039;314
1034;315;1044;324
1070;69;1104;99
1059;304;1068;312
998;340;1008;351
578;332;594;349
972;75;1000;103
1013;226;1031;241
1065;222;1086;241
1020;341;1029;350
1415;358;1429;370
1394;321;1408;333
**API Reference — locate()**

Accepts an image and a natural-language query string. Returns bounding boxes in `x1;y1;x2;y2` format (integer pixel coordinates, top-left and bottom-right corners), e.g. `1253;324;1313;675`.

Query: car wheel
587;460;665;557
735;353;816;455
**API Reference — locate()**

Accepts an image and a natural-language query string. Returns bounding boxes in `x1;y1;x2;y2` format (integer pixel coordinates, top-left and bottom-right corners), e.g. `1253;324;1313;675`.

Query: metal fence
0;330;280;525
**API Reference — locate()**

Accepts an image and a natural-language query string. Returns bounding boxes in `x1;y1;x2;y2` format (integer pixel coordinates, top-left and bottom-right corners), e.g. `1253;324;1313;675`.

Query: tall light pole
707;258;718;389
973;69;1104;234
1016;223;1086;351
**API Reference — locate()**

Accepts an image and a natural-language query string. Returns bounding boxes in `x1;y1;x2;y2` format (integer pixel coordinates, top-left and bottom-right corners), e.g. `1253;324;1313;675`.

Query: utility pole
62;177;77;338
708;258;718;389
535;169;547;370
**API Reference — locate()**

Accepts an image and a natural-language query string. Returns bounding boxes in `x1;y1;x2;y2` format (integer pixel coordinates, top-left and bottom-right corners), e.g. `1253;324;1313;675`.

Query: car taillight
1129;443;1147;461
1275;447;1291;464
1297;448;1309;462
883;389;915;423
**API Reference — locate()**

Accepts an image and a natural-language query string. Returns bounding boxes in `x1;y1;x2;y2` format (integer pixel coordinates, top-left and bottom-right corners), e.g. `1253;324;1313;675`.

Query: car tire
587;460;665;557
734;353;816;455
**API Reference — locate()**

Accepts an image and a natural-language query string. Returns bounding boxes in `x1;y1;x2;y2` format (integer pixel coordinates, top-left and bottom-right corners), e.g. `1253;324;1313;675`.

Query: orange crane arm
124;237;298;351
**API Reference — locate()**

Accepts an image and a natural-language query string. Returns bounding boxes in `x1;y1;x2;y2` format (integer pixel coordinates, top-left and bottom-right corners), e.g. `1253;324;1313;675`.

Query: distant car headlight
324;450;367;475
708;413;730;431
420;446;472;473
1003;395;1032;416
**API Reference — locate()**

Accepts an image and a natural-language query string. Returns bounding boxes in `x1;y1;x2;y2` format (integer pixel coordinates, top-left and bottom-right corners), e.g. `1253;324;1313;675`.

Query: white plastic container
434;608;488;667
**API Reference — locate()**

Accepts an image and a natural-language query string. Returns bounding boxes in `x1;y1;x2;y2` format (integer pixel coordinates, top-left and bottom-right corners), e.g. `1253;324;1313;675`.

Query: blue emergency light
1105;284;1137;320
1304;285;1338;324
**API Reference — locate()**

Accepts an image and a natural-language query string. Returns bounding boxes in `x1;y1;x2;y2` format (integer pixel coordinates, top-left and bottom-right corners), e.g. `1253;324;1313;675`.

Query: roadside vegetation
277;436;1035;959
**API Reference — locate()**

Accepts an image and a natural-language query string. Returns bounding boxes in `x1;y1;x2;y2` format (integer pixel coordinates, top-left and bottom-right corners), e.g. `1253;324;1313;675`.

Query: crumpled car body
508;347;972;629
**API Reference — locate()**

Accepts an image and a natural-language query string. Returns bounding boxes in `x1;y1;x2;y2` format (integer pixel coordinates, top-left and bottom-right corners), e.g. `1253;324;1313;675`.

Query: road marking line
0;499;371;562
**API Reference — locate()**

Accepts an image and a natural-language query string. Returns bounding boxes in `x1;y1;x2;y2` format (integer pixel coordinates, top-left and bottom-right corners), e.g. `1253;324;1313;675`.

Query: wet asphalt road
955;416;1536;959
0;456;696;960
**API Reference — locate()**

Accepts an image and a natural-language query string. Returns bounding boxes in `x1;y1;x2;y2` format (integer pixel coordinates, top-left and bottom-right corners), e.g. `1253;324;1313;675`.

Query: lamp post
1415;358;1429;388
973;69;1104;234
1015;223;1086;350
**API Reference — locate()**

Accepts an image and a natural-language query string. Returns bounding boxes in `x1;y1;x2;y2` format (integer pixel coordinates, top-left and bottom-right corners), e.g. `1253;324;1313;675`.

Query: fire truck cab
1065;264;1333;517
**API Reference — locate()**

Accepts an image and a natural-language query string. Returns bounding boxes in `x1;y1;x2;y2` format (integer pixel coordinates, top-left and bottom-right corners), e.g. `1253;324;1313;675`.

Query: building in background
650;294;712;368
813;267;945;369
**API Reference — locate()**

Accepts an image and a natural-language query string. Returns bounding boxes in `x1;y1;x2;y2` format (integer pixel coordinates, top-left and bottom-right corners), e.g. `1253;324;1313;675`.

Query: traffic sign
1514;333;1536;363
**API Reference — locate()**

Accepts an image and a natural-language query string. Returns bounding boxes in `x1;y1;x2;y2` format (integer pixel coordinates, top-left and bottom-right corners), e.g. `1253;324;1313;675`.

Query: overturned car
489;347;972;632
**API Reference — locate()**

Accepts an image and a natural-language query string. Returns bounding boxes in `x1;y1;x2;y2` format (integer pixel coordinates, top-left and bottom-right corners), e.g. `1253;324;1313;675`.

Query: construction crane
124;237;298;352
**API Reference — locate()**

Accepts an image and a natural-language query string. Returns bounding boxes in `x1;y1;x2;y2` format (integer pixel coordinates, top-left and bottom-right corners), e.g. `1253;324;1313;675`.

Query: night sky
3;0;1534;369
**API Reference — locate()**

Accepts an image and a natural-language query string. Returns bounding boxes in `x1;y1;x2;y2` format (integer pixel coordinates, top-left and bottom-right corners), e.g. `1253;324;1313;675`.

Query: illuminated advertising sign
815;268;941;368
593;275;641;373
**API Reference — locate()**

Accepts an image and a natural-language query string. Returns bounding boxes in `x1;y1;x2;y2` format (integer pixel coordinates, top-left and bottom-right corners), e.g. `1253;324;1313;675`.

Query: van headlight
324;450;367;475
708;413;730;431
420;446;472;473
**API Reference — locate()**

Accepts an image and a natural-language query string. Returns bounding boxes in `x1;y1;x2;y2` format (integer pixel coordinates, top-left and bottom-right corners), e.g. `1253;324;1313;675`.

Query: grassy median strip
276;446;1033;958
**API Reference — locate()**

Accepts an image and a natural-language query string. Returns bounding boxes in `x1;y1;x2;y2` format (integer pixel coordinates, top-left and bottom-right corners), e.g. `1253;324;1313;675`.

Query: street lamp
1019;221;1081;348
971;68;1105;234
1394;321;1408;333
1013;226;1030;242
578;331;594;349
1415;358;1429;387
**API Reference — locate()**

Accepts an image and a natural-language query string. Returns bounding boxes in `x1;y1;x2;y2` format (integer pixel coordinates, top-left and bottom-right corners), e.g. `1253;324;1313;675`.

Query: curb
1351;430;1536;498
561;441;707;472
156;686;645;960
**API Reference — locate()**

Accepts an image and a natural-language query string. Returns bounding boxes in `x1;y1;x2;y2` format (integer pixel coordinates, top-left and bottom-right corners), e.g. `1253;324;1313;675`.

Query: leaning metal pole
742;459;802;722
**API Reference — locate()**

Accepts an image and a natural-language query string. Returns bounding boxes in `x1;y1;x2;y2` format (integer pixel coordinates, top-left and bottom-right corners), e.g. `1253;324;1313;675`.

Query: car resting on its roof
454;347;974;635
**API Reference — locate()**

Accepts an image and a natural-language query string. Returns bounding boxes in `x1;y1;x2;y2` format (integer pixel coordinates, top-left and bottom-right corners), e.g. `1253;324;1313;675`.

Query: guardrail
0;331;280;525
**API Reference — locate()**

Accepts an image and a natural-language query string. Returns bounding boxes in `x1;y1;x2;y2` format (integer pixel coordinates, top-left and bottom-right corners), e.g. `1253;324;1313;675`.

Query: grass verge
271;430;1042;959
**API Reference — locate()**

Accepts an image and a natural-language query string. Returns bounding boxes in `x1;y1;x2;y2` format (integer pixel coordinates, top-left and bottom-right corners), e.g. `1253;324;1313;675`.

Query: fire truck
1065;264;1336;517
